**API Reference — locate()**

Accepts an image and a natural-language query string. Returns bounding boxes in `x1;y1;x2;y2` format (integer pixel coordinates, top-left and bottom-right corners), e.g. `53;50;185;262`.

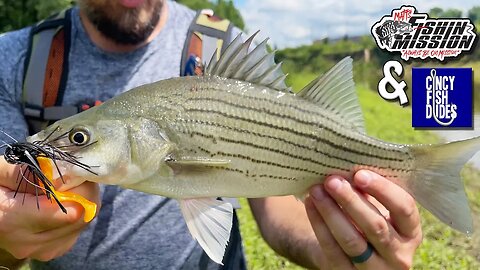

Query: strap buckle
183;54;204;76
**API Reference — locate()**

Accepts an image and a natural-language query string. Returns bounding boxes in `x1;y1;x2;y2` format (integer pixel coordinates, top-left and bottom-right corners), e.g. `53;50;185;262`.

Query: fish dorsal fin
205;31;291;92
297;57;365;133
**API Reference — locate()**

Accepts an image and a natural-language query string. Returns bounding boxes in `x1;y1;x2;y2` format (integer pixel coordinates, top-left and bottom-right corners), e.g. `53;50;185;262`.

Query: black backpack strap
22;8;77;134
181;9;233;76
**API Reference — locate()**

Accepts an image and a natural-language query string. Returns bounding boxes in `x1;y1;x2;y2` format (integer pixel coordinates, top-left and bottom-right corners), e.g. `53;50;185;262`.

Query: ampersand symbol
378;60;408;105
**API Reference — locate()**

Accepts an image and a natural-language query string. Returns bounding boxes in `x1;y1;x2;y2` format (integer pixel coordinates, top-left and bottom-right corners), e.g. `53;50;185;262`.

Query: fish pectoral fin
179;198;233;265
167;157;230;172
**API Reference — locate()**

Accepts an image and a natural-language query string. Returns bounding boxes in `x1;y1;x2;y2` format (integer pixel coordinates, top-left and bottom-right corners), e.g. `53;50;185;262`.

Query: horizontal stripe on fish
195;145;316;181
219;166;304;181
180;106;411;170
184;130;412;174
189;85;405;156
192;138;406;183
182;91;406;161
188;130;350;172
195;84;357;131
177;118;408;165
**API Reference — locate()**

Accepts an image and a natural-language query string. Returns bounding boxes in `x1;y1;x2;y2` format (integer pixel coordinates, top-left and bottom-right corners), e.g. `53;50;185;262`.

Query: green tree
1;0;245;34
178;0;245;30
35;0;72;19
428;7;463;18
429;7;443;18
214;0;245;30
441;8;462;18
359;35;375;50
468;6;480;23
0;0;72;33
176;0;214;11
0;0;35;33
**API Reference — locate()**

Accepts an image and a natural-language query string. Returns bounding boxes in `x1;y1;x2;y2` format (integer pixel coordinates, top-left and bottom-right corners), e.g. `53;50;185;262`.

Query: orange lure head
3;137;97;222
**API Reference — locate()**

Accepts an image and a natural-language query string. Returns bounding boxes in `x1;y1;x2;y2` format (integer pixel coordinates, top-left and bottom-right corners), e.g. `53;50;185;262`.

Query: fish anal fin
179;198;233;265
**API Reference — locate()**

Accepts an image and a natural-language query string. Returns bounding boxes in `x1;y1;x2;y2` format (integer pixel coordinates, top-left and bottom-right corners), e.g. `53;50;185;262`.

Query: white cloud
238;0;479;48
282;24;311;39
259;0;305;12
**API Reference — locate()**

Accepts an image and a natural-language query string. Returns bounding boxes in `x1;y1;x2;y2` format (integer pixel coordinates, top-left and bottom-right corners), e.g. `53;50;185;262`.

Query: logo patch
412;68;472;128
371;6;477;61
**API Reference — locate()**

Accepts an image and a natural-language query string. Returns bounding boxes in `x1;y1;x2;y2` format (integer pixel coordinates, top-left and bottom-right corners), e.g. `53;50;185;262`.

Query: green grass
236;73;480;269
237;199;305;270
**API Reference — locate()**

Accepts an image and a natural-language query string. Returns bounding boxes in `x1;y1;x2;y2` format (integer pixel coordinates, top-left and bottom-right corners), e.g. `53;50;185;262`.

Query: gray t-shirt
0;1;245;269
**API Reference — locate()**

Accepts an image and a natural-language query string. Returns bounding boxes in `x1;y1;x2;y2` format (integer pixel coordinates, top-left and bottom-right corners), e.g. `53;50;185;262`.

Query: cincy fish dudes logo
412;67;473;128
371;6;477;61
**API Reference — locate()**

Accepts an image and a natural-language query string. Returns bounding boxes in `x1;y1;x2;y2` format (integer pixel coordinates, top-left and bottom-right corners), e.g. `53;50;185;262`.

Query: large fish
26;33;477;264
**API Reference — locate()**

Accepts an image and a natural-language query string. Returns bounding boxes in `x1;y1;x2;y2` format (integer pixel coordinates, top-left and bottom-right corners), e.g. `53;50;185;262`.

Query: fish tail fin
406;137;480;234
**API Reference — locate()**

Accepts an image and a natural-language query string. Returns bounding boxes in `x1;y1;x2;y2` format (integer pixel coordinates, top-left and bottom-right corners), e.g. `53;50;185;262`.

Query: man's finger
353;170;421;238
0;158;29;191
54;176;87;192
29;229;82;261
0;187;87;232
309;185;381;265
304;196;354;270
323;176;401;262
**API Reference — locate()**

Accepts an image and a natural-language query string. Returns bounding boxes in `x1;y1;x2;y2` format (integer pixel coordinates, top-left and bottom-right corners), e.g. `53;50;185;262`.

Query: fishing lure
1;129;98;222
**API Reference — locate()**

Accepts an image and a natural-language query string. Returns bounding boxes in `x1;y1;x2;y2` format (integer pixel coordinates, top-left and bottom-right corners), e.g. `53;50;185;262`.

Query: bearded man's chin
84;1;163;45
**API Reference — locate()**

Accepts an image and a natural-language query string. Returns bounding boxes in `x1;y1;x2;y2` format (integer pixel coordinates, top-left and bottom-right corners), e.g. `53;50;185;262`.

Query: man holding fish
0;0;423;269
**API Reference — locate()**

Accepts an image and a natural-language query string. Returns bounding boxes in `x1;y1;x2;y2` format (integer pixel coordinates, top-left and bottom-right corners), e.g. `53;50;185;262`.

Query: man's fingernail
356;170;372;187
326;177;343;191
310;186;326;201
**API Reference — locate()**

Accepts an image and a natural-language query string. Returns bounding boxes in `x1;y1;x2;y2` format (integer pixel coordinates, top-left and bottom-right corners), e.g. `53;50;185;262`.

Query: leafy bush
0;0;72;33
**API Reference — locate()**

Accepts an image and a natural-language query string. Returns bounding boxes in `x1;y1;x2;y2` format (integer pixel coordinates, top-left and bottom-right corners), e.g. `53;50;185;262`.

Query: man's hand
305;170;422;269
249;170;422;270
0;157;100;262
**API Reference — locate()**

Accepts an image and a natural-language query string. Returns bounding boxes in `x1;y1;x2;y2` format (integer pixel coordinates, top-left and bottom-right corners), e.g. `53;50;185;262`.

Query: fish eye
68;127;90;146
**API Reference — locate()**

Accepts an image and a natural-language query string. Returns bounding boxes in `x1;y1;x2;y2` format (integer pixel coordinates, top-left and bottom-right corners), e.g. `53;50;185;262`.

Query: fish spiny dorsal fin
205;31;291;92
221;34;256;78
297;57;365;133
207;34;245;76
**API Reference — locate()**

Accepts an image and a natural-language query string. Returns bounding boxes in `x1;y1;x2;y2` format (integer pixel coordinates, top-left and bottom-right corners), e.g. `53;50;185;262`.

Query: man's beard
83;1;163;45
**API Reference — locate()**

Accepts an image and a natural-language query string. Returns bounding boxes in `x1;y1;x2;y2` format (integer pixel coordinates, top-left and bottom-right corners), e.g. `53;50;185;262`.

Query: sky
232;0;479;48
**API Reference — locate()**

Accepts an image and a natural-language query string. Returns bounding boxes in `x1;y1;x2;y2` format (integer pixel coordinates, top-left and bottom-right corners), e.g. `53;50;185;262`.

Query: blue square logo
412;67;473;128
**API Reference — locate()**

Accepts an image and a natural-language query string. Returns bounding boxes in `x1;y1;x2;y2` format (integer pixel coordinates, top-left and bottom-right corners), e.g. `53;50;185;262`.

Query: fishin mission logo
371;6;477;61
412;68;472;128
